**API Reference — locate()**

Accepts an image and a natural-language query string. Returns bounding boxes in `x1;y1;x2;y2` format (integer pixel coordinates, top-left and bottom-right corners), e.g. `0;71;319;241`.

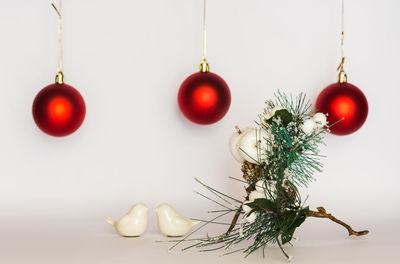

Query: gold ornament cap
199;59;209;73
55;71;64;84
337;70;347;83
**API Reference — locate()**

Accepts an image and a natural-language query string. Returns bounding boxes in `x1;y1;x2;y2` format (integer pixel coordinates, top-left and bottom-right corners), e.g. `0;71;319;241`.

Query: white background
0;0;399;263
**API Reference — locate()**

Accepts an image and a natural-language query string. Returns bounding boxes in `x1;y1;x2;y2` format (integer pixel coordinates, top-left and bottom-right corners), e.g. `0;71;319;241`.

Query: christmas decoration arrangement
178;0;231;125
316;0;368;135
32;2;86;137
167;91;369;260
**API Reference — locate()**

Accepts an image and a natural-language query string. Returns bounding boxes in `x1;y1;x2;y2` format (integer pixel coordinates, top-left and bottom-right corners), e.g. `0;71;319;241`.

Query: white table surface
1;212;398;264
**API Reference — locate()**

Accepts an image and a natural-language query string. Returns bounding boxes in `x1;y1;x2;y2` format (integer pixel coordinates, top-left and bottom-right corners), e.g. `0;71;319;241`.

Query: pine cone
241;161;261;184
277;181;298;207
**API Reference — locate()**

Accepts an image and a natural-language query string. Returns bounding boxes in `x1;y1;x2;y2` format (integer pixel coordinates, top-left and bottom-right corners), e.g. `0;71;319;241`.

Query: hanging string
340;0;344;66
202;0;207;62
52;1;64;82
337;0;347;82
199;0;209;72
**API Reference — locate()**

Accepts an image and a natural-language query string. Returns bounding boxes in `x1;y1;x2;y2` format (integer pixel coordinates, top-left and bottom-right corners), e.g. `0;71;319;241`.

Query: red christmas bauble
178;71;231;125
32;83;86;137
315;82;368;136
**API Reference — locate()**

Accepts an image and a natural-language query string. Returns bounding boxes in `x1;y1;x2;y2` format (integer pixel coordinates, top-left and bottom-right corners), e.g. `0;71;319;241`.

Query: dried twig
306;206;369;236
226;210;241;234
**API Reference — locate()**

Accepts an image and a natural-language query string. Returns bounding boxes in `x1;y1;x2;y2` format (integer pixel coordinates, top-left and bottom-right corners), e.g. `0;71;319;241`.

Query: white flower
255;180;266;193
242;201;252;215
249;190;266;202
265;106;284;119
312;112;327;128
302;119;317;134
245;212;258;223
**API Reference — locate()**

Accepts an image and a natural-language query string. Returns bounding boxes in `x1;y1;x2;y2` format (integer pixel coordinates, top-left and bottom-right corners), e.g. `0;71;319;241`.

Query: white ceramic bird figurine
156;203;200;237
106;203;148;237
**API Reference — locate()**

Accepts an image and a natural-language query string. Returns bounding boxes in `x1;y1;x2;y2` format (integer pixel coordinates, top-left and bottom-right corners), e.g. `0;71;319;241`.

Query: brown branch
226;210;241;234
227;162;369;237
225;204;275;235
226;183;254;235
306;207;369;236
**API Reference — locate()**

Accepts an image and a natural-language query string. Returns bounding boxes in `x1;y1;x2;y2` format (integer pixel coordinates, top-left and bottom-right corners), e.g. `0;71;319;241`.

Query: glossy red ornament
178;71;231;125
32;83;86;137
315;82;368;135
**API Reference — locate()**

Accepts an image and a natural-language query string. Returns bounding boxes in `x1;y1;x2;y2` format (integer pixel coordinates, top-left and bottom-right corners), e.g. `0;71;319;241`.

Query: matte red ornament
315;82;368;136
32;83;86;137
178;71;231;125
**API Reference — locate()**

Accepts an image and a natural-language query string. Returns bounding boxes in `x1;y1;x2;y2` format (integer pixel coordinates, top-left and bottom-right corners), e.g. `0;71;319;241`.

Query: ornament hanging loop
337;57;347;83
337;31;347;83
337;68;347;83
199;0;209;72
52;2;64;84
